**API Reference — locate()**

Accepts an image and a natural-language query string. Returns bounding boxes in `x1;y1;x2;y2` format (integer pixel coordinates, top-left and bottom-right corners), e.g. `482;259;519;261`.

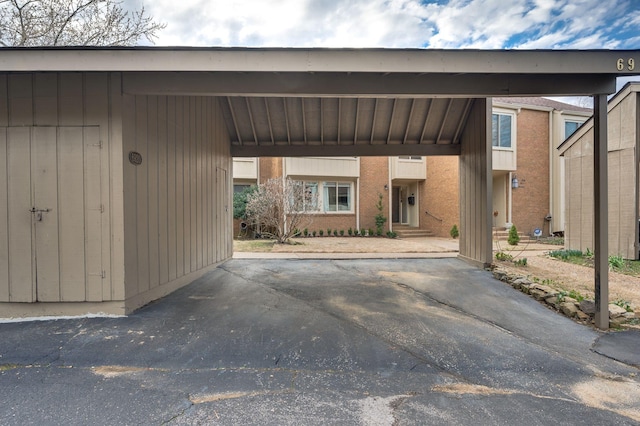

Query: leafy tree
508;224;520;246
0;0;165;47
450;224;459;239
245;178;317;244
233;185;257;220
374;193;387;236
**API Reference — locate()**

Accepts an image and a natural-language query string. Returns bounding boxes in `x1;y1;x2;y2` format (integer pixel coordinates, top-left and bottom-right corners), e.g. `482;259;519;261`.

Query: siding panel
32;127;60;301
58;127;86;301
7;128;34;302
147;96;160;289
0;129;9;300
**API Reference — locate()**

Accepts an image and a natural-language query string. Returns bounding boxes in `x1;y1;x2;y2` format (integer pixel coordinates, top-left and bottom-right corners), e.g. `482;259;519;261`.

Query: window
302;181;319;212
492;113;512;148
398;156;422;160
323;182;352;212
564;121;582;139
234;184;251;194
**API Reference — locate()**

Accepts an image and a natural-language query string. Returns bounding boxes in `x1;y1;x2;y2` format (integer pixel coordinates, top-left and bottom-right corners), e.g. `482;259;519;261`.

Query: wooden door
0;127;102;302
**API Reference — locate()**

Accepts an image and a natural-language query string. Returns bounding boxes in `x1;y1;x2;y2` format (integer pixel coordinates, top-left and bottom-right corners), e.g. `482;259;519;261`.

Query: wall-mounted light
511;175;519;189
384;184;388;191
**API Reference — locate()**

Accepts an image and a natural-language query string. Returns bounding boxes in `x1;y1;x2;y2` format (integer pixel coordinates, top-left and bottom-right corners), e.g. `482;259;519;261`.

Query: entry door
392;187;400;223
0;127;102;302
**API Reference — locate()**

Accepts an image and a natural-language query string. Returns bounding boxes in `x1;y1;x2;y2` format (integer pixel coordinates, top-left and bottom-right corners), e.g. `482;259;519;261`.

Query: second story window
564;120;582;139
492;113;513;148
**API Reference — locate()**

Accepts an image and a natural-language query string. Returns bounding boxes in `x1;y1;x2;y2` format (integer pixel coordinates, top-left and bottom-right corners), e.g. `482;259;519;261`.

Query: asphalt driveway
1;258;639;425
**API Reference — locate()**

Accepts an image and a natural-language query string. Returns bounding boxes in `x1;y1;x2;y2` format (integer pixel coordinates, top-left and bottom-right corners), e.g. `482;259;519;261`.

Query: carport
0;48;638;329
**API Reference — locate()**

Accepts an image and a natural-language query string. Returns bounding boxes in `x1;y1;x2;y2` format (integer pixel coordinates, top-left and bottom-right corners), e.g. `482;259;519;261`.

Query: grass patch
537;236;564;245
548;248;640;277
233;239;278;252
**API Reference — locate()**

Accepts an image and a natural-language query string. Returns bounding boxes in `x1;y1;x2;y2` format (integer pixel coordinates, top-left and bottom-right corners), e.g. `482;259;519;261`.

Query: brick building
233;98;591;239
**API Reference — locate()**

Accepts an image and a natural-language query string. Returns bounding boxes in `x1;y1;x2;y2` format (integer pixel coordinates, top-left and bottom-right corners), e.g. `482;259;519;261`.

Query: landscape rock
623;312;637;319
512;278;531;290
530;289;547;301
576;310;590;321
609;304;628;319
579;300;596;315
610;317;626;328
530;284;555;295
560;302;579;318
545;296;558;307
493;271;507;281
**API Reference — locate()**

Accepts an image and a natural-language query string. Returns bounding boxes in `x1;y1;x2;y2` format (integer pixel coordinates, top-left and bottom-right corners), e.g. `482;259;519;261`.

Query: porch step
492;228;534;243
393;225;434;238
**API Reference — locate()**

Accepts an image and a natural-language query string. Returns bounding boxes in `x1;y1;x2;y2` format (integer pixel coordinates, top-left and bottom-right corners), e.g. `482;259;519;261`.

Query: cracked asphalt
1;258;640;425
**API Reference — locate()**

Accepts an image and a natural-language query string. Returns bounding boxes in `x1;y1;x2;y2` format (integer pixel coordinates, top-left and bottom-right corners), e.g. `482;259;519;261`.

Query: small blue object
533;228;542;237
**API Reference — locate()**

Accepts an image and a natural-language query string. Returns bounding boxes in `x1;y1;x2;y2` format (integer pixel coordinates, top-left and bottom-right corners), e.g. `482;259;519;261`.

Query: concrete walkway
1;258;639;425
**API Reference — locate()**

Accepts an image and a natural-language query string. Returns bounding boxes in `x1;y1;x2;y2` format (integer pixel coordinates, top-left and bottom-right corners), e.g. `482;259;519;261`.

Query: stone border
492;268;639;329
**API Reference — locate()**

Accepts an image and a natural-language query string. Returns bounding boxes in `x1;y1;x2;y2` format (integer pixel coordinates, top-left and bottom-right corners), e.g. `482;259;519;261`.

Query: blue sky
139;0;640;49
133;0;640;97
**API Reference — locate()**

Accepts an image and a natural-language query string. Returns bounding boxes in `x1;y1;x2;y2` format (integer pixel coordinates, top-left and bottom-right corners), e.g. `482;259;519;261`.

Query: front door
1;127;102;302
392;186;400;223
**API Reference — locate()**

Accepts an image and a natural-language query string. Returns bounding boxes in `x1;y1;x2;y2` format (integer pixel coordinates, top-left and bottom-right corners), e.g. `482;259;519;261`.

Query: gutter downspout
388;157;393;232
549;110;554;236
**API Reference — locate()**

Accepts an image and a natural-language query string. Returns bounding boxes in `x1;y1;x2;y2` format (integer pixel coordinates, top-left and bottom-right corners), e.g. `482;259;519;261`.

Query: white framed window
292;180;354;213
398;156;422;160
323;182;352;212
492;112;515;149
303;181;320;212
564;120;583;139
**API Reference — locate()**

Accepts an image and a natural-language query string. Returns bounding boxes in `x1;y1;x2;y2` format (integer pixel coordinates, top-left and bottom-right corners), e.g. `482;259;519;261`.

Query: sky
131;0;640;99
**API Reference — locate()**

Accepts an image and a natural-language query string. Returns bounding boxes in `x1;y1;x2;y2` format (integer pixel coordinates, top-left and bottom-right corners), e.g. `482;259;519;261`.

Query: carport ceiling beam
226;97;243;144
419;99;433;144
436;99;452;144
231;142;460;157
124;72;617;97
264;98;275;144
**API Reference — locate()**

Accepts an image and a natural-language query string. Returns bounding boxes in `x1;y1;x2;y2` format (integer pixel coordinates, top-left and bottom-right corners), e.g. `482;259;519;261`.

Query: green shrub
450;224;459;239
333;229;338;236
495;251;513;261
348;228;353;236
319;229;324;236
386;231;398;238
374;193;387;236
507;225;520;246
327;228;331;236
514;258;527;267
312;230;317;237
613;299;633;312
369;228;375;237
548;249;583;260
303;228;308;237
609;255;625;270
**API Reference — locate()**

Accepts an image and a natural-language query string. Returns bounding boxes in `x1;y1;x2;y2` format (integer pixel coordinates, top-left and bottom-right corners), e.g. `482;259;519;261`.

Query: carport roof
2;47;638;156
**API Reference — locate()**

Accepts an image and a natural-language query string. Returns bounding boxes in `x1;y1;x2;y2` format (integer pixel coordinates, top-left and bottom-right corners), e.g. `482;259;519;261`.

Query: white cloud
132;0;637;49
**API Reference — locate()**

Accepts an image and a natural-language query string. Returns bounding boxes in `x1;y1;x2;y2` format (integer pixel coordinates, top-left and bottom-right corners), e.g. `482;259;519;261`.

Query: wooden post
593;94;609;330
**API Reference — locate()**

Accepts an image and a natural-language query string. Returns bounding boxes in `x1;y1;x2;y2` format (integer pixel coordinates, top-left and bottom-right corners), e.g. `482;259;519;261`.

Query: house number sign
617;58;635;71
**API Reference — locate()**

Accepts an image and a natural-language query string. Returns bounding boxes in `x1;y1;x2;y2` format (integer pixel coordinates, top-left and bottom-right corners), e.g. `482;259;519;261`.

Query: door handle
30;207;51;222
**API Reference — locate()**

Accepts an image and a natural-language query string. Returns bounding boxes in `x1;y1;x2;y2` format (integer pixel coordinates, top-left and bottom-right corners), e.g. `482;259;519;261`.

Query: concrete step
393;226;435;238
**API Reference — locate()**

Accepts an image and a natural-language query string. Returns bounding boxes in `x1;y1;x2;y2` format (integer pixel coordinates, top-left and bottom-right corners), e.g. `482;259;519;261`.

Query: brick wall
422;156;460;237
259;157;283;182
511;109;550;236
359;157;391;233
